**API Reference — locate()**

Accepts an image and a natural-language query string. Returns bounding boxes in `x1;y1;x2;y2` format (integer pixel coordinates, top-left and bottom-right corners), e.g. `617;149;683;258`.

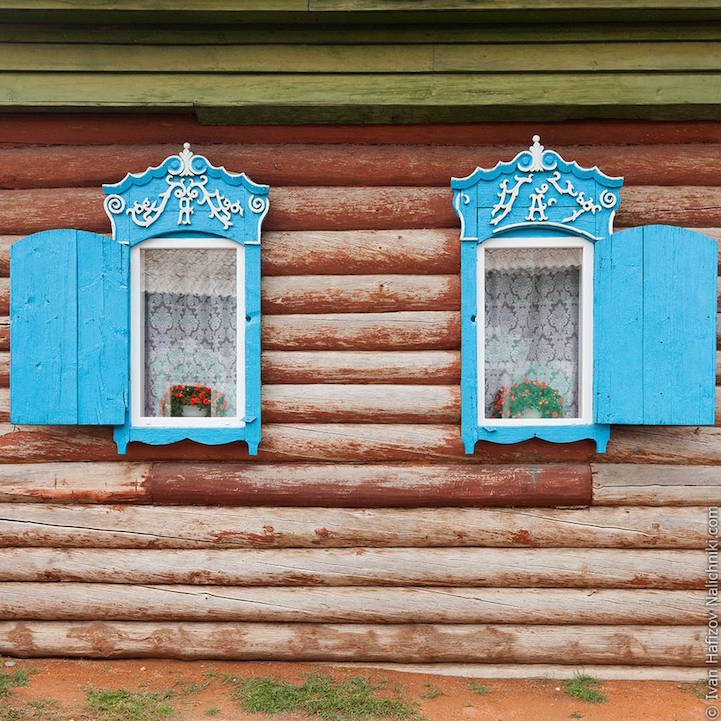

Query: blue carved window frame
103;143;269;455
452;136;623;454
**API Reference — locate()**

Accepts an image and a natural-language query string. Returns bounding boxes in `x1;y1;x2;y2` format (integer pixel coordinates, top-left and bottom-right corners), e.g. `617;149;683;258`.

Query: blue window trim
452;136;623;454
103;143;269;455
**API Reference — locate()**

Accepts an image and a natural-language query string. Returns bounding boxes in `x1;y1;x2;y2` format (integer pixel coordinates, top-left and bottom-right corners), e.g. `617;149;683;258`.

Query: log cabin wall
0;115;717;679
0;5;720;679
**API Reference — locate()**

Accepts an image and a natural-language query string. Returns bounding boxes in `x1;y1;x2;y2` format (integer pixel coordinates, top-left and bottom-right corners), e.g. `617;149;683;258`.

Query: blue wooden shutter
10;229;128;424
594;224;717;424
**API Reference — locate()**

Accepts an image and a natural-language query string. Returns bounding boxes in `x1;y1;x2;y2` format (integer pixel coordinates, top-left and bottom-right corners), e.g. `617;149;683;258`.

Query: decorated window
452;136;717;453
10;144;269;455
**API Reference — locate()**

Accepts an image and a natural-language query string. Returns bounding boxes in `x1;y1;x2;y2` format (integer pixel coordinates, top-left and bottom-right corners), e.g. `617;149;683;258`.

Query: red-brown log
2;423;721;464
260;350;461;385
261;312;460;351
0;423;597;463
2;114;721;146
0;461;591;507
0;186;719;235
261;274;459;314
2;143;721;188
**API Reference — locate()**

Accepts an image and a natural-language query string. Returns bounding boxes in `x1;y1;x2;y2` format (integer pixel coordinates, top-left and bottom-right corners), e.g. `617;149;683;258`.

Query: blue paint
10;229;127;425
476;424;610;453
452;135;623;244
103;143;269;247
453;136;624;454
594;225;716;425
104;143;269;455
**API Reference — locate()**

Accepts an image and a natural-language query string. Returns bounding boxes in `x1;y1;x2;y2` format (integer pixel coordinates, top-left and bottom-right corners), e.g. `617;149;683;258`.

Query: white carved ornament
105;143;267;231
490;135;618;228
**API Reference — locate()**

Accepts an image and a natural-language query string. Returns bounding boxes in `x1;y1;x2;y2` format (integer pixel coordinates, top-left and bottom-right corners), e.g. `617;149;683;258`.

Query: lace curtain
143;248;237;417
484;247;581;418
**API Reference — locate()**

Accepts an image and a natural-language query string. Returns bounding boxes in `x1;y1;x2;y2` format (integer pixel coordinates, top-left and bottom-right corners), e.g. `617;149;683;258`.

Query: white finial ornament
528;134;545;172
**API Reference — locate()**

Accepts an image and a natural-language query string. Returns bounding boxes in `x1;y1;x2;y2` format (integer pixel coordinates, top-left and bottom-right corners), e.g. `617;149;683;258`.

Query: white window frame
130;236;246;428
476;235;593;427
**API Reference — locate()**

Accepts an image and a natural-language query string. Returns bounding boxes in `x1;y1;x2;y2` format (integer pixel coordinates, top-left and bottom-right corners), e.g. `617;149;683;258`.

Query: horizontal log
0;348;458;387
0;621;704;664
262;384;459;423
592;463;721;506
2;423;721;464
0;350;460;388
1;311;459;352
0;504;703;548
0;584;704;624
261;274;459;314
1;186;720;235
0;462;590;507
261;351;461;385
2;143;721;188
0;547;702;588
0;423;597;462
261;312;460;350
2;114;721;146
2;228;721;280
0;385;455;424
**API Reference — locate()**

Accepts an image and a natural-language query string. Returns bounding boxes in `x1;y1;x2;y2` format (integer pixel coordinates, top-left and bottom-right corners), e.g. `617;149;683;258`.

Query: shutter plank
77;231;127;424
10;230;78;424
10;229;127;425
594;227;644;422
595;225;716;425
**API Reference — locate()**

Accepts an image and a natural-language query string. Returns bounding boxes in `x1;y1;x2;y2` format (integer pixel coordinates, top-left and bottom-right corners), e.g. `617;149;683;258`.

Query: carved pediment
103;143;270;245
451;135;623;242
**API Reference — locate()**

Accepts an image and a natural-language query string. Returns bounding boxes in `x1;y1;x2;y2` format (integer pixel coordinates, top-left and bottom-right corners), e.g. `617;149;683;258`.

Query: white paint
130;236;245;428
476;235;594;427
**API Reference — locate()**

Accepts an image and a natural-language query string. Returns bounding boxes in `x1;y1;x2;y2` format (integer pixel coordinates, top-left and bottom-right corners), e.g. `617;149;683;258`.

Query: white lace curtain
484;247;581;418
142;248;237;417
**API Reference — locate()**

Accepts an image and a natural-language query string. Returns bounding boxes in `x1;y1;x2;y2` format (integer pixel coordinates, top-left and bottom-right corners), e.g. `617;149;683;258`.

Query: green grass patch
205;708;220;717
466;681;490;696
0;669;30;697
86;688;174;721
229;672;419;721
563;675;606;704
569;713;583;719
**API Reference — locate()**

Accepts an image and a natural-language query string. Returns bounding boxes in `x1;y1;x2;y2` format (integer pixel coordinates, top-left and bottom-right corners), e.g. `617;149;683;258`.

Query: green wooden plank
1;71;721;121
3;0;721;8
2;41;720;72
5;22;721;44
0;71;719;105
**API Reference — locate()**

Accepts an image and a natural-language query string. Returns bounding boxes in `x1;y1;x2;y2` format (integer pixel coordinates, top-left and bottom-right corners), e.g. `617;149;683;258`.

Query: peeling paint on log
0;462;591;507
0;186;720;235
0;621;705;664
0;584;704;624
0;547;703;588
0;504;702;548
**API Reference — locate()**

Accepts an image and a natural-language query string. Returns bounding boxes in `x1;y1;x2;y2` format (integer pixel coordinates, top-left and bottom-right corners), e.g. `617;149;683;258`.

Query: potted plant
168;384;212;417
491;379;565;419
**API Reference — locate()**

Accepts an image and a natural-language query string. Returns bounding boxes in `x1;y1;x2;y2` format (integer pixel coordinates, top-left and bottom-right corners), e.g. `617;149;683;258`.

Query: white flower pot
521;408;542;419
181;404;210;418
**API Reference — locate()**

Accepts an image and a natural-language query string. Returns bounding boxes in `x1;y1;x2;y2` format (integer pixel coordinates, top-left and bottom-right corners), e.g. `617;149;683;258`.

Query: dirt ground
0;658;711;721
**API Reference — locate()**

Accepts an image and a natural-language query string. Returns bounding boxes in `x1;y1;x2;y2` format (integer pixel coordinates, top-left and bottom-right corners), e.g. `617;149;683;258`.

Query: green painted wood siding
2;19;721;122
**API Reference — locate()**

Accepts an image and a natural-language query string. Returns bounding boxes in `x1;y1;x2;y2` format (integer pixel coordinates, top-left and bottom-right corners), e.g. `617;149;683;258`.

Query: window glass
142;247;237;419
484;247;581;420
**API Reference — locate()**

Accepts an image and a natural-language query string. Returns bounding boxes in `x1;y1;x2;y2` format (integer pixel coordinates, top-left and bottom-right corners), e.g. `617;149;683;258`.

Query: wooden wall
2;17;721;122
0;114;718;679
